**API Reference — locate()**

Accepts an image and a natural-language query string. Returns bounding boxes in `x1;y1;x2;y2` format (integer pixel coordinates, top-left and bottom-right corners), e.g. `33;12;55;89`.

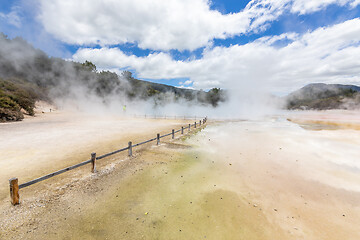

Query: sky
1;0;360;95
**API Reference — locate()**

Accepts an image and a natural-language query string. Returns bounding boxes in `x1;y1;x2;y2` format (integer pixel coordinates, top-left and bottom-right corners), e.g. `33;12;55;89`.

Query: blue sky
1;0;360;94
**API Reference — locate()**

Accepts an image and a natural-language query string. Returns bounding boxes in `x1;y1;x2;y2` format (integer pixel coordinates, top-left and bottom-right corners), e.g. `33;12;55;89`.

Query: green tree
81;60;97;72
122;70;133;79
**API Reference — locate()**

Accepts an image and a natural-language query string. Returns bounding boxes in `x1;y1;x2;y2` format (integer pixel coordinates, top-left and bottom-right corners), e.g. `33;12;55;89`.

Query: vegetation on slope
286;83;360;110
0;33;227;122
0;78;48;121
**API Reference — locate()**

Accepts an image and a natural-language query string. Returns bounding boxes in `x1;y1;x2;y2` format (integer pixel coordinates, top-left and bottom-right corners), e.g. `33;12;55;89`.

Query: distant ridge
286;83;360;110
293;83;360;94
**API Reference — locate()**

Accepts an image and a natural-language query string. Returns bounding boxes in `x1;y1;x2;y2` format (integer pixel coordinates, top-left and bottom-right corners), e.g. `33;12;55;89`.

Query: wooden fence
133;115;204;120
9;117;208;205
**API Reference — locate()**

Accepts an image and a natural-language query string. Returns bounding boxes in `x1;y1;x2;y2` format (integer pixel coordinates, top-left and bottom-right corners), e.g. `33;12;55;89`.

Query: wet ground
1;111;360;240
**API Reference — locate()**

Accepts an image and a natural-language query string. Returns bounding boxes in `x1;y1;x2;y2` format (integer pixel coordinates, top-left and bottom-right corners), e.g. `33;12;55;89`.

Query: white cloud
184;80;193;85
39;0;359;51
350;0;360;8
0;7;22;28
39;0;246;51
291;0;360;14
73;18;360;94
177;85;195;90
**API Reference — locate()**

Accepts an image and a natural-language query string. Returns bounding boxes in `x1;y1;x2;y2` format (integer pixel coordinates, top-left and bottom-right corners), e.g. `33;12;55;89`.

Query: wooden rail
9;117;208;205
133;114;205;120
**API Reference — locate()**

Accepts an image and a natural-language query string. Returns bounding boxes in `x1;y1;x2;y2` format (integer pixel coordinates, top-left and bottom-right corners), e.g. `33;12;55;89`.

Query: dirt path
0;126;287;240
0;111;190;202
1;113;359;240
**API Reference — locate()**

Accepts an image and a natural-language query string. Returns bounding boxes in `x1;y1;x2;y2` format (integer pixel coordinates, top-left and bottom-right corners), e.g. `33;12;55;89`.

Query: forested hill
286;83;360;110
0;33;227;122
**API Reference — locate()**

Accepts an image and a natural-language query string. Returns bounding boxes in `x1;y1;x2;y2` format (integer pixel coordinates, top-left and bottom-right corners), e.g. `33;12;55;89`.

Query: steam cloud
0;33;283;119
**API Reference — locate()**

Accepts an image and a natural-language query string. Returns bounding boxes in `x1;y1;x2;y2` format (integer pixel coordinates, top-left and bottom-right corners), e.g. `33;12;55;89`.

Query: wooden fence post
172;129;175;139
157;133;160;145
128;141;133;157
9;178;19;205
195;121;197;128
91;152;96;173
188;123;191;132
181;126;184;134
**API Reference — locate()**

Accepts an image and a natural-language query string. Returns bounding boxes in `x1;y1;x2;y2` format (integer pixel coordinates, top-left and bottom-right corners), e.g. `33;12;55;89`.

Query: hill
0;33;227;121
286;83;360;110
0;78;49;121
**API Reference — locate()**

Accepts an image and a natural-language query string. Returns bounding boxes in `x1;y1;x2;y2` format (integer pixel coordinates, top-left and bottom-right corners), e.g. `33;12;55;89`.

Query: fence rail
133;114;205;120
9;117;208;205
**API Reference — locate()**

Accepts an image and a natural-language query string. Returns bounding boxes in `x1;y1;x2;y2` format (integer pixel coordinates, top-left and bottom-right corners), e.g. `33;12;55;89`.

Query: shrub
0;78;42;121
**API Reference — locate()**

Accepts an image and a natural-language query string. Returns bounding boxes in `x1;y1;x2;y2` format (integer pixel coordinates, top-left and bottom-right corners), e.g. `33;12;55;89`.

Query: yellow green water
51;145;284;240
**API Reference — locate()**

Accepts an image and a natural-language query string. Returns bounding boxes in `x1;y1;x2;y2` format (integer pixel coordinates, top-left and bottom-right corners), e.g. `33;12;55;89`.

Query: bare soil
1;111;360;240
0;110;189;202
